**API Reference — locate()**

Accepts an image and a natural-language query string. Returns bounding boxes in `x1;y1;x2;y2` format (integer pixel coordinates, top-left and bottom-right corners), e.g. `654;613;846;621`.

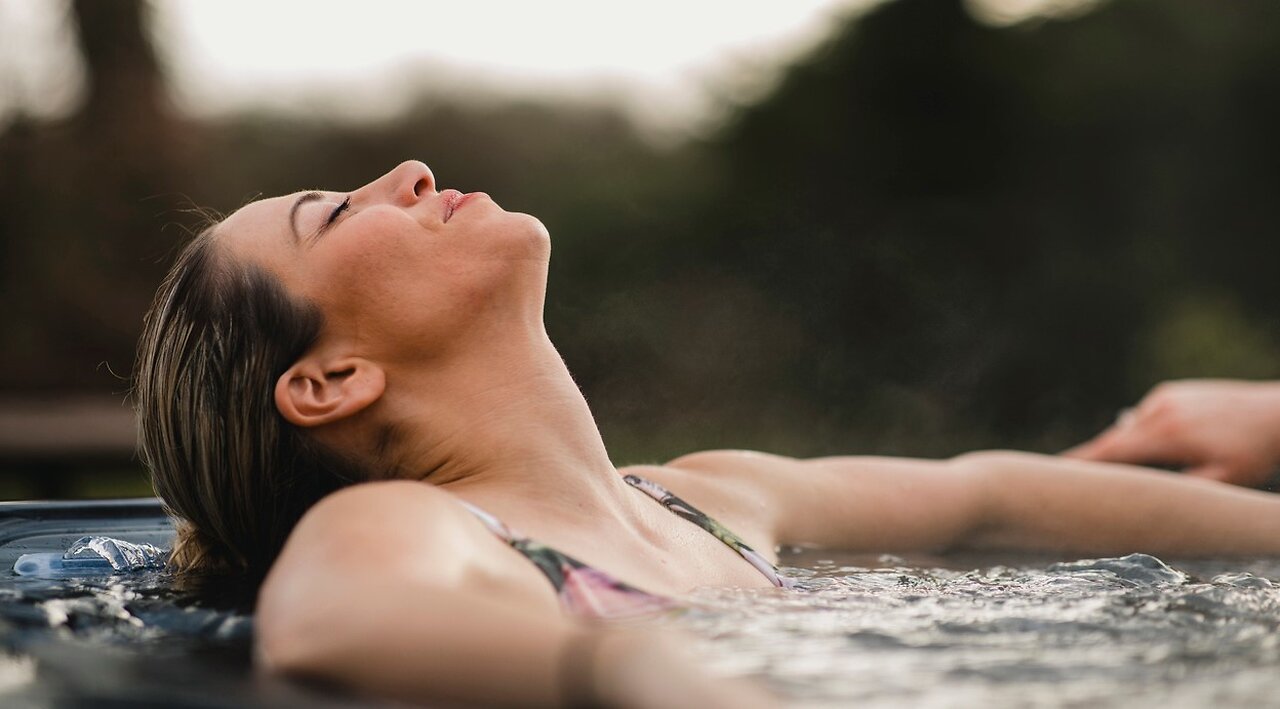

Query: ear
274;355;386;428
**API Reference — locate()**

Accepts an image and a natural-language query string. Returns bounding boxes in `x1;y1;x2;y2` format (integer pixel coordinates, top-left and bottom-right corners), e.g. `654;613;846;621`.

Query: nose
362;160;435;205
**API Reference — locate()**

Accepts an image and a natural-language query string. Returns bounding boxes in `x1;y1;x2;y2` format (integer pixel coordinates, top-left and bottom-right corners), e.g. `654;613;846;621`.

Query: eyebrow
288;191;325;244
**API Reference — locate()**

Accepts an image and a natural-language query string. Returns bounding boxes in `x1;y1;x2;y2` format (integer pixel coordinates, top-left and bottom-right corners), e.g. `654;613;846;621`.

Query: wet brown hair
133;224;369;579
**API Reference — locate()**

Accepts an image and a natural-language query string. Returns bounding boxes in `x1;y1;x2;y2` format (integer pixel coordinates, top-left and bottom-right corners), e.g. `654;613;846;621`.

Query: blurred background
1;0;1278;499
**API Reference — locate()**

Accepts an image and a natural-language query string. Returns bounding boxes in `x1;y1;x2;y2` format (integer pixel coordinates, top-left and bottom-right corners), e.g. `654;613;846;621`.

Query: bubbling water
676;550;1280;707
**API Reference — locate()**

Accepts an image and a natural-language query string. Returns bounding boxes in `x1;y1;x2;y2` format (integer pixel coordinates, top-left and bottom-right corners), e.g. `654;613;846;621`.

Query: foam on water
677;550;1280;707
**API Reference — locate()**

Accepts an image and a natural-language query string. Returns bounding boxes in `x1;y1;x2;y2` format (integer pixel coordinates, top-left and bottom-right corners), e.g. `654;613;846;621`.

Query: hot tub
0;498;384;708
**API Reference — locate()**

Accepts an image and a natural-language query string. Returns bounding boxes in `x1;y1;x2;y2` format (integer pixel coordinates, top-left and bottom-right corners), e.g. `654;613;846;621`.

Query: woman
135;160;1280;707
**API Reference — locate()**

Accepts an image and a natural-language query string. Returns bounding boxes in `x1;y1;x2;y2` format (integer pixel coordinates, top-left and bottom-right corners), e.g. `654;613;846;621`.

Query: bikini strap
455;498;674;618
622;474;796;589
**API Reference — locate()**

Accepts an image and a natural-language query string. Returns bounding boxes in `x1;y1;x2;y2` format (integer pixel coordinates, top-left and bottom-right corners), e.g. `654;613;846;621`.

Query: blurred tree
0;0;197;393
622;0;1280;457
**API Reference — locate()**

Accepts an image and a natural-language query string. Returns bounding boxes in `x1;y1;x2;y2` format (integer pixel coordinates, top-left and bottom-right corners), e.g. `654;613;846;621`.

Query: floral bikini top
458;473;796;620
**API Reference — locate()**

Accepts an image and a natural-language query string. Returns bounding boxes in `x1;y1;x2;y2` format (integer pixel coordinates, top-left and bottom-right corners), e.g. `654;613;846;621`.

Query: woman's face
216;160;551;364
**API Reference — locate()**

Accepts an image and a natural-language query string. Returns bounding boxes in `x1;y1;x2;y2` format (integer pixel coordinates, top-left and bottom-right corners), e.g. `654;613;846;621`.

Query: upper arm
667;449;993;553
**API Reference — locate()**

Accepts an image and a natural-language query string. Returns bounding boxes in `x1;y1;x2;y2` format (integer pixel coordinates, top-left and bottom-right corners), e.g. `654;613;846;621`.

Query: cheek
297;209;540;348
320;213;425;287
312;236;491;339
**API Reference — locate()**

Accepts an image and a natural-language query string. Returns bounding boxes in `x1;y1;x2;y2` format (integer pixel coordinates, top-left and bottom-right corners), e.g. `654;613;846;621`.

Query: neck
378;330;639;524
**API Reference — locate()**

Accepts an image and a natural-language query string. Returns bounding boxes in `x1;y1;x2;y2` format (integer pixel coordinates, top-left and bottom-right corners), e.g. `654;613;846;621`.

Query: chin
512;212;552;256
514;211;549;237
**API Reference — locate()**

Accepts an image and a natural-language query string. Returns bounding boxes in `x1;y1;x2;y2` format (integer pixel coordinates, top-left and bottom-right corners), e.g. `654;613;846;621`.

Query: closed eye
328;196;351;225
308;195;351;245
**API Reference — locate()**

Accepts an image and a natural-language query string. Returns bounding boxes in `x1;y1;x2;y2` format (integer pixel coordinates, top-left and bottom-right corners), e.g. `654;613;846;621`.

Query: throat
394;335;626;515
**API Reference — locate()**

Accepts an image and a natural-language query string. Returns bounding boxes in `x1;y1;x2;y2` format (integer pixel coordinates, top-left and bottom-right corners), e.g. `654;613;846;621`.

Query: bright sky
0;0;1097;136
150;0;879;135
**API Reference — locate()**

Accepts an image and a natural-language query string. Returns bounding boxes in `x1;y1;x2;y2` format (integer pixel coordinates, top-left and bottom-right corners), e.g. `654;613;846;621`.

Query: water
3;545;1280;706
0;569;390;707
680;548;1280;707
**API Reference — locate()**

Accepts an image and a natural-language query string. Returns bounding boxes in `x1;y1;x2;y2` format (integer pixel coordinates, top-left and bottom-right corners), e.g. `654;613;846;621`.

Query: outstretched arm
670;449;1280;557
954;451;1280;555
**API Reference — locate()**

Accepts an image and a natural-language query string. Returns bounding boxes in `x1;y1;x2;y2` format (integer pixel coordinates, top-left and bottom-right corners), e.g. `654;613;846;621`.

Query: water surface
681;548;1280;707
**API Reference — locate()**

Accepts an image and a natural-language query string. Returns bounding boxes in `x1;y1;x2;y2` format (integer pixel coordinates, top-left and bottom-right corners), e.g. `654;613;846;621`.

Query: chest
559;511;777;597
467;469;779;598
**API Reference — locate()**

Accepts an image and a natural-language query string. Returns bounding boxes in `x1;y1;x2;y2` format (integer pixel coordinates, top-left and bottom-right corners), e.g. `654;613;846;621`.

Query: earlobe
274;357;386;428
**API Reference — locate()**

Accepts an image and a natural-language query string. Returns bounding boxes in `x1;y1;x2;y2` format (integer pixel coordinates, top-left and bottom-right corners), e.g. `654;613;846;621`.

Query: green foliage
1137;292;1280;383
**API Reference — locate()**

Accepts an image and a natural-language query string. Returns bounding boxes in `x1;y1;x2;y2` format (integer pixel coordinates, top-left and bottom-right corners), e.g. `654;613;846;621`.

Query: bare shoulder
665;449;807;478
258;480;559;623
297;480;468;534
661;449;808;509
277;481;477;569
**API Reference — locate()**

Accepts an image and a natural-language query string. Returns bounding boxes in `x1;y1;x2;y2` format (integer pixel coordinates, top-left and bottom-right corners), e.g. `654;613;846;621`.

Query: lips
441;189;464;223
441;190;490;223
